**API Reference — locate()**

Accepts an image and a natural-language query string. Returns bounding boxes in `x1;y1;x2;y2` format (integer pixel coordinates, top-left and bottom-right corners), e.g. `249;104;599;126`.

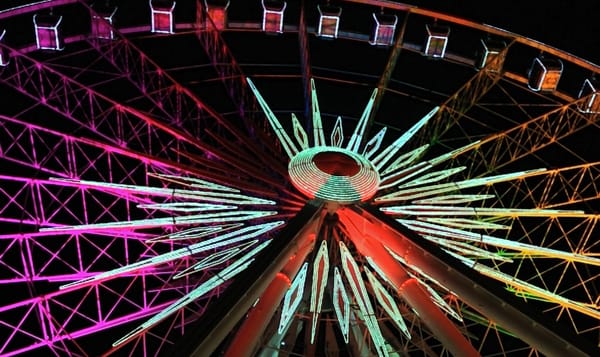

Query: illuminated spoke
279;263;308;334
292;113;309;150
399;219;600;266
331;116;344;147
309;240;329;343
372;107;439;170
377;169;546;202
379;145;429;176
113;239;271;347
347;88;377;153
365;267;411;339
340;241;389;357
363;127;387;160
60;221;283;290
332;267;350;343
247;78;299;158
311;79;326;147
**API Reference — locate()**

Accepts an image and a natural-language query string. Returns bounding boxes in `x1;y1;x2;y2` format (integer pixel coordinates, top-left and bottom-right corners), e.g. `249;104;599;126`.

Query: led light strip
292;113;309;150
413;194;495;205
332;267;350;343
365;267;411;339
113;239;271;347
310;241;329;343
347;88;377;153
363;127;387;160
150;173;240;192
173;240;258;279
246;77;299;158
278;263;308;334
331;116;344;147
147;223;243;242
422;235;513;262
50;178;276;205
398;166;466;189
339;241;389;357
311;79;326;147
379;145;429;177
377;168;547;202
418;217;510;230
399;219;600;266
379;141;481;190
60;221;283;290
384;205;584;217
372;106;438;170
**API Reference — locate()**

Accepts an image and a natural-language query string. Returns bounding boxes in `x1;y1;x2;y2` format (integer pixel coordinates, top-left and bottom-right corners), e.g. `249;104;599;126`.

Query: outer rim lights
288;146;380;204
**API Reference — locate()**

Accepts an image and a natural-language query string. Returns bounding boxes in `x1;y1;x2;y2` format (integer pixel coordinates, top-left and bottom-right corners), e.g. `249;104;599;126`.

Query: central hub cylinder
287;147;380;204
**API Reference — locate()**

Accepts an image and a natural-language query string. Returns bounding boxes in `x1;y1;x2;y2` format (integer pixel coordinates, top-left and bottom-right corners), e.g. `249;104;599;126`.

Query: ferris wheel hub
287;146;380;204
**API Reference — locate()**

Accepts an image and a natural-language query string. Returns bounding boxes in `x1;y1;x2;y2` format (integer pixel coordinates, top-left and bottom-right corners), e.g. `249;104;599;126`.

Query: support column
342;219;479;357
224;236;315;357
339;205;596;357
171;200;325;356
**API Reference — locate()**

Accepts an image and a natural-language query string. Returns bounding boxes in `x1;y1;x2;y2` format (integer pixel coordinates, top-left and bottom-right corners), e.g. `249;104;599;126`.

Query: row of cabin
1;0;598;112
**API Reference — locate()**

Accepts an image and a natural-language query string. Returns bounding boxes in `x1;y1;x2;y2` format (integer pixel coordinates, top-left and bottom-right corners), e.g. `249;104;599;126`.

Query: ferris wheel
0;1;599;356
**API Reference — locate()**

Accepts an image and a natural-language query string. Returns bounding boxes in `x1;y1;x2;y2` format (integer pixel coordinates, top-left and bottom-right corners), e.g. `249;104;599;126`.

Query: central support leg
171;200;325;356
339;205;595;357
224;230;316;357
340;212;479;356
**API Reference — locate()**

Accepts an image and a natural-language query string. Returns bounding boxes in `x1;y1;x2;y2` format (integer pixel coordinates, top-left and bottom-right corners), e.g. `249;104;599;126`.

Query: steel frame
0;1;598;356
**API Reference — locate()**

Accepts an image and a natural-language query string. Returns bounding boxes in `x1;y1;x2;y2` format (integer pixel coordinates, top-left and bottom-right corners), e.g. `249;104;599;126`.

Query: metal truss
194;0;283;161
0;260;196;356
510;162;600;209
451;96;600;178
410;43;512;149
79;1;278;166
365;10;409;139
0;115;167;183
298;0;312;124
195;0;259;122
0;42;199;164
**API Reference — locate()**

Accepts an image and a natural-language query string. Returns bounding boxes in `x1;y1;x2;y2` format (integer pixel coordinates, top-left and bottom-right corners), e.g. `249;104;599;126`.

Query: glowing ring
288;147;380;204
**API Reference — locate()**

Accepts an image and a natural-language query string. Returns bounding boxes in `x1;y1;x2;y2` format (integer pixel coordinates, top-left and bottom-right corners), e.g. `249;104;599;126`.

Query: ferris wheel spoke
478;162;600;209
409;42;513;150
449;96;600;178
78;2;286;176
0;42;205;164
0;270;188;357
195;3;286;171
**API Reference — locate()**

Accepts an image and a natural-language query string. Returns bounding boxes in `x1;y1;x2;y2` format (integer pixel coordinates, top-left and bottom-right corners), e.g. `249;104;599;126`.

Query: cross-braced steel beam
298;0;312;126
410;43;512;149
0;42;201;164
451;95;600;178
340;204;599;357
194;0;284;164
363;11;409;142
79;1;285;176
172;200;325;357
